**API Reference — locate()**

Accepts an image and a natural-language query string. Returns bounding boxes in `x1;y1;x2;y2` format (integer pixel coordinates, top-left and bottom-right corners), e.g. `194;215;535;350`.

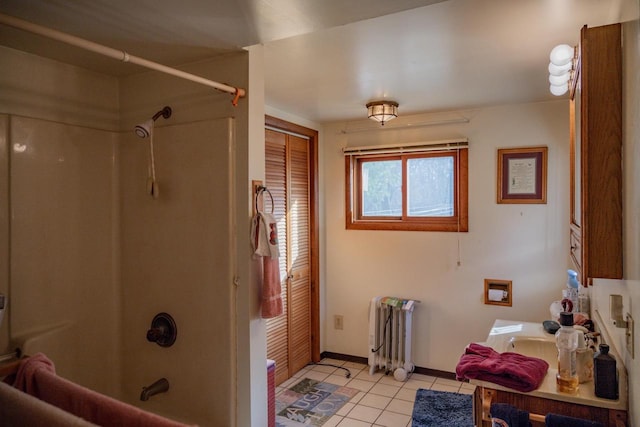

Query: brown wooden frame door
264;116;319;385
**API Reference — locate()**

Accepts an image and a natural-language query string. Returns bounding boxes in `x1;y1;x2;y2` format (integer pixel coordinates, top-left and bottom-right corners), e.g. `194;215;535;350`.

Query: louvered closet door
265;129;312;385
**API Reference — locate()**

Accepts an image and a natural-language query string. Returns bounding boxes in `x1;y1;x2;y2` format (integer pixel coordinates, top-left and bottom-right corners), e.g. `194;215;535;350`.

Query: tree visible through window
346;148;468;232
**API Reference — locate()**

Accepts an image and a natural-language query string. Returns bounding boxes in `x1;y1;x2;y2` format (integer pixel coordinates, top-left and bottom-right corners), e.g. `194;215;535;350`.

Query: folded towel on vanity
545;413;604;427
251;211;283;318
10;353;195;427
490;403;531;427
455;343;549;393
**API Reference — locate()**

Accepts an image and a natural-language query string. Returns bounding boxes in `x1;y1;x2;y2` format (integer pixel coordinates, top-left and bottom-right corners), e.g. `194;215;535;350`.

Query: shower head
135;119;154;138
134;106;172;138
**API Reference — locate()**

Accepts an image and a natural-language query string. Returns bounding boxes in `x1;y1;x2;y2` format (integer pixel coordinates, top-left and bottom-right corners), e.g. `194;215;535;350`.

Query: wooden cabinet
474;386;627;427
569;23;623;285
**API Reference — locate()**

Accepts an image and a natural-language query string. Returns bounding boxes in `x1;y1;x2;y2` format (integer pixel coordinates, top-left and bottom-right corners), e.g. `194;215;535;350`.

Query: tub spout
140;378;169;401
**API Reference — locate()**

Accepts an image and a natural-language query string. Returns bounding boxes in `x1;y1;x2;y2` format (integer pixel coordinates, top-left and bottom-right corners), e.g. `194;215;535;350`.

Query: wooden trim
476;385;627;427
265;115;320;363
345;148;469;232
579;24;623;281
496;146;547;204
484;279;512;307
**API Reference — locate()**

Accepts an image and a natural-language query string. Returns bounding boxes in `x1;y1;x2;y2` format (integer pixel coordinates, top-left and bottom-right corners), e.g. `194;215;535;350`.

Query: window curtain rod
342;138;468;156
340;117;469;134
0;13;246;106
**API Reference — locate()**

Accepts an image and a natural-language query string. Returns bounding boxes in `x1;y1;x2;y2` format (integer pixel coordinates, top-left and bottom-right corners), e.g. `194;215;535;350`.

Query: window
345;144;468;232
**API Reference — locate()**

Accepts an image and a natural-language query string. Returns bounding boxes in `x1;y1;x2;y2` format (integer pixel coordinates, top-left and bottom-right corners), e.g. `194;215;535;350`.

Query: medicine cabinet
569;23;623;285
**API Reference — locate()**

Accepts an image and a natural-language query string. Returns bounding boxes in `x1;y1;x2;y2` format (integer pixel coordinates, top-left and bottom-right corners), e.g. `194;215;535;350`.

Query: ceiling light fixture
548;44;576;96
366;100;399;126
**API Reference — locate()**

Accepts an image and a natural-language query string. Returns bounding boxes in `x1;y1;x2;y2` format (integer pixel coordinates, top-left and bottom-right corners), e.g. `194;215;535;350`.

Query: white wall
617;17;640;427
321;100;570;372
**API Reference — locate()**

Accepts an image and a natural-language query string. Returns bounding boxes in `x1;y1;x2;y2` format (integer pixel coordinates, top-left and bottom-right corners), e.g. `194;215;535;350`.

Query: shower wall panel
119;118;236;426
9;116;120;397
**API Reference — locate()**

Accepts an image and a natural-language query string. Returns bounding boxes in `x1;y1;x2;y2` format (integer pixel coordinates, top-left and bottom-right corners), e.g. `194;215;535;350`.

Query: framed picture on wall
497;146;547;204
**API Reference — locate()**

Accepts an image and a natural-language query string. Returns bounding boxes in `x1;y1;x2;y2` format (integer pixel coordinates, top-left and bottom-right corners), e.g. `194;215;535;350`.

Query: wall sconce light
548;44;576;96
366;100;399;126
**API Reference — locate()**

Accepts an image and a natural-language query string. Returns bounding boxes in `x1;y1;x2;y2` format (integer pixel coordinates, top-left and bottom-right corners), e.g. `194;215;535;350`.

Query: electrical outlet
334;315;343;330
626;313;634;359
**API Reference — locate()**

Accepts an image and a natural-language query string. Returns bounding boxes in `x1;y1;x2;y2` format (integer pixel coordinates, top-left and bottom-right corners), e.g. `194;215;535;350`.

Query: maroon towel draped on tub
8;353;196;427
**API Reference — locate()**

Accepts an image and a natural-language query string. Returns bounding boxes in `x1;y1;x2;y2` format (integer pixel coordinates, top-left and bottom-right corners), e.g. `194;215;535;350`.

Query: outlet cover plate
626;313;634;359
334;315;343;330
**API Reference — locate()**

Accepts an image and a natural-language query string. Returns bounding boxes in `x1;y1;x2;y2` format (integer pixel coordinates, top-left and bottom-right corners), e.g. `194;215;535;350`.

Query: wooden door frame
265;115;320;363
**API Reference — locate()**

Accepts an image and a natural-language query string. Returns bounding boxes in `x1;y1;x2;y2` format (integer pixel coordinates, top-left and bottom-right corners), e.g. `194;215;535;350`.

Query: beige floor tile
324;374;352;386
385;398;413;416
378;375;402;386
321;358;347;366
408;373;436;384
279;360;473;427
311;363;340;374
304;370;331;382
374;410;411;427
433;377;463;387
347;404;383;423
337;402;355;417
459;382;476;393
342;361;369;371
323;415;344;427
279;376;299;389
359;392;392;409
355;369;384;382
400;379;432;391
430;382;461;393
350;391;366;404
337;418;373;427
369;383;400;398
394;387;418;402
347;378;376;393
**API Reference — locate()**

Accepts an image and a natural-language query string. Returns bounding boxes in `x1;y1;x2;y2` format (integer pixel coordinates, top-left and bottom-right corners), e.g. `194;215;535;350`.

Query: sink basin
507;336;557;365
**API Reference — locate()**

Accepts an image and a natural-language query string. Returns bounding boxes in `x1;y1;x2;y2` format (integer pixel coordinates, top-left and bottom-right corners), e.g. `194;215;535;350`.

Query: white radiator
368;296;417;380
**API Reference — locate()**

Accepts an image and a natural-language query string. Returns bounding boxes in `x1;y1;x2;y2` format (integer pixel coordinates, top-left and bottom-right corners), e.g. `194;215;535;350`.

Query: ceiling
0;0;637;123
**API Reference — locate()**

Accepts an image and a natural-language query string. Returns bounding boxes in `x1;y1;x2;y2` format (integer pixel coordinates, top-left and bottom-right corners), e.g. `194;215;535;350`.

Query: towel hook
255;185;274;214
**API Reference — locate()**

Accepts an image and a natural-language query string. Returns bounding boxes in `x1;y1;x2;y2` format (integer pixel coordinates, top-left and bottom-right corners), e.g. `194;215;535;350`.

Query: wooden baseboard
320;351;457;381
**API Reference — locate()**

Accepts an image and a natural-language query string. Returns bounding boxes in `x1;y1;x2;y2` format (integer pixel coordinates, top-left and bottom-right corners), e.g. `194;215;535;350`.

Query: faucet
140;378;169;401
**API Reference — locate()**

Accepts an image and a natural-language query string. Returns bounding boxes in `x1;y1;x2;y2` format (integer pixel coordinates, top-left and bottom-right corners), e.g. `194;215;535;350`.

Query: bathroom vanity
470;320;627;427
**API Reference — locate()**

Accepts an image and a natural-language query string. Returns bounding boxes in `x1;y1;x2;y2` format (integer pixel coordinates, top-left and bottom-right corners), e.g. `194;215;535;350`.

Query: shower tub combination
0;19;252;421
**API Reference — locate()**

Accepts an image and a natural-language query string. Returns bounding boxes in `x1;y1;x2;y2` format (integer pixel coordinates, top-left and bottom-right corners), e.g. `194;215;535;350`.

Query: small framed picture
497;146;547;204
484;279;512;307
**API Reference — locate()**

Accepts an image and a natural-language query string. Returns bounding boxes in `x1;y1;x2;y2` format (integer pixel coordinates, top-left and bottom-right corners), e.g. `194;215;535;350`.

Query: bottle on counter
594;344;618;399
566;269;579;311
556;312;579;393
578;289;590;315
575;330;594;383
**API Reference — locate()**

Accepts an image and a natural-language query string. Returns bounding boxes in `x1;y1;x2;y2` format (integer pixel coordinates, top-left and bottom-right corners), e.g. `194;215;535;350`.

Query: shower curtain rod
0;13;246;106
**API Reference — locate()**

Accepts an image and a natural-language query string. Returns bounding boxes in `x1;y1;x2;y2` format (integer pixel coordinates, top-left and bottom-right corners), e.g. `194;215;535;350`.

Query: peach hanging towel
251;209;283;318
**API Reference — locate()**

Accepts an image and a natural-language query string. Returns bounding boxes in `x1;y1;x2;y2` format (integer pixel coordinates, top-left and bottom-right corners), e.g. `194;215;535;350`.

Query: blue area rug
275;378;359;426
411;389;474;427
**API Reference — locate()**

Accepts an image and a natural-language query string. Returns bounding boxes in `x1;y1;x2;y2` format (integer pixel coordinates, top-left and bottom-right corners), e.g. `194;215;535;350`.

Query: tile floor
275;358;476;427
